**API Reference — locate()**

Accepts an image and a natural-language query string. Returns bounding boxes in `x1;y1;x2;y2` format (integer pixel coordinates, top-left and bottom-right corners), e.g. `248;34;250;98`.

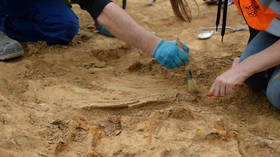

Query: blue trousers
0;0;79;44
240;30;280;109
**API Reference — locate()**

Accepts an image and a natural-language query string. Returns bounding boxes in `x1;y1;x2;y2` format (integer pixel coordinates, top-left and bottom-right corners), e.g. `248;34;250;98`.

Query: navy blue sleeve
72;0;112;20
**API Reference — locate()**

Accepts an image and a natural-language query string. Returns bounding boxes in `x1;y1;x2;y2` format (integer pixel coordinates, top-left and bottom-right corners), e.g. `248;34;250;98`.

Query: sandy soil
1;0;280;157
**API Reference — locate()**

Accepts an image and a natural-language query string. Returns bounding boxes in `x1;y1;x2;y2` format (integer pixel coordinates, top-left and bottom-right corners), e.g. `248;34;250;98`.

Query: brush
176;36;198;92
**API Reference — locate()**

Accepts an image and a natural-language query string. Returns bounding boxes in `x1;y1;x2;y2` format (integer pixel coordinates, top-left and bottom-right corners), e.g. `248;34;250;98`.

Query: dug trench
1;0;280;157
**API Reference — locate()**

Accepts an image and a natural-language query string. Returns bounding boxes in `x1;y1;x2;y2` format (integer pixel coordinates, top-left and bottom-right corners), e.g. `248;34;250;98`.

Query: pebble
41;106;50;112
89;69;95;74
38;152;48;157
94;60;106;68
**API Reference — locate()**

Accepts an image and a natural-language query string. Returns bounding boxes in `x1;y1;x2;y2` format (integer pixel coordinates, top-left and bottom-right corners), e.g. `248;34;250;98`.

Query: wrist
150;37;161;55
234;63;253;79
152;39;165;57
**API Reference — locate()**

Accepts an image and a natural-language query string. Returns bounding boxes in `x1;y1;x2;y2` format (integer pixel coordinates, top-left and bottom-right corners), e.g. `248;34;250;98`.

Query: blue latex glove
152;39;190;69
95;23;114;37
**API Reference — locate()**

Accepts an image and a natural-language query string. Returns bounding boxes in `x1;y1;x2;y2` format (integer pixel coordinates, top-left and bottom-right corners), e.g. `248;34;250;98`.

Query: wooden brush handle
176;36;184;50
176;36;190;64
176;36;193;77
176;36;195;62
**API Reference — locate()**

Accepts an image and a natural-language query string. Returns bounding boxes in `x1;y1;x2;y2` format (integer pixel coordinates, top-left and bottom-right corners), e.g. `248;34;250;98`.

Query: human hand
152;39;189;69
209;66;248;97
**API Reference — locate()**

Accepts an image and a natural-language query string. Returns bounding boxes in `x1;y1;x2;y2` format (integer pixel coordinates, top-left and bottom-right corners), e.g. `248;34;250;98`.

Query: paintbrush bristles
186;68;198;92
188;79;197;92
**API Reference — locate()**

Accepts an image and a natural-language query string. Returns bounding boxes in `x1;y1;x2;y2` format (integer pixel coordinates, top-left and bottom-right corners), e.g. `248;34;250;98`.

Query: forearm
237;39;280;77
97;2;161;54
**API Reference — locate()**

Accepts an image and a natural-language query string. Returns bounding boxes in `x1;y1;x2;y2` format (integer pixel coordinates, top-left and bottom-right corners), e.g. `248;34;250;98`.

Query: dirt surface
1;0;280;157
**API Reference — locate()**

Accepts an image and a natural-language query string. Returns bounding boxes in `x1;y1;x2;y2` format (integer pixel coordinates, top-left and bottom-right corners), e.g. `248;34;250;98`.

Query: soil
1;0;280;157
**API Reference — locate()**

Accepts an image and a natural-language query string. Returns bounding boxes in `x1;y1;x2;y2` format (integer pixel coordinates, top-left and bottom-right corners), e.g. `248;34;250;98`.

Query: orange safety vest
234;0;280;37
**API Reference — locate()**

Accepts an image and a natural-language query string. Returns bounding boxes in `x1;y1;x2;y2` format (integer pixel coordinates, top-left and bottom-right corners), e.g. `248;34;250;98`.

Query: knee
266;81;280;109
50;21;79;44
35;5;80;44
41;17;79;44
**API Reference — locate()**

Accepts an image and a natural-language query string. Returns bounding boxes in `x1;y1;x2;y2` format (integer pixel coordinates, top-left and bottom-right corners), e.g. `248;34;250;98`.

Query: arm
237;40;280;77
97;2;161;54
209;39;280;97
74;0;189;69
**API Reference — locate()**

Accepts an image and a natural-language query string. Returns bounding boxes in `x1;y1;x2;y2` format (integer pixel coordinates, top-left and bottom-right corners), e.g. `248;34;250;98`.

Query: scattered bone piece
80;94;175;109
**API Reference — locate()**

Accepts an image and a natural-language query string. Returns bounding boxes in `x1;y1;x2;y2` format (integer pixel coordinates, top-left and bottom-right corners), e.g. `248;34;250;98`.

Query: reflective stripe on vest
234;0;280;37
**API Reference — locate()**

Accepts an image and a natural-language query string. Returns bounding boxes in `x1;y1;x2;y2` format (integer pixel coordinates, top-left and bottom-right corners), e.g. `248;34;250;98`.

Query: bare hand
209;66;248;97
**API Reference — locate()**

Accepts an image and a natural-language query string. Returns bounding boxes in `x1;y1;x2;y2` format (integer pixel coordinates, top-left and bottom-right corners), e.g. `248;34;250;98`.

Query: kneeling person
0;0;189;70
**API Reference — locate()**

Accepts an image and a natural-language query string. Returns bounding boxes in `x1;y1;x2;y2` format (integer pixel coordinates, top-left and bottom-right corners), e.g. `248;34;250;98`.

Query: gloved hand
95;23;114;37
152;39;189;69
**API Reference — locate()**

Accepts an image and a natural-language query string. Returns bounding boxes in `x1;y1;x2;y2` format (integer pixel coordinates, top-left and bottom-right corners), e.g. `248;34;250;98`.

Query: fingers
177;50;189;63
173;55;185;66
163;47;188;69
153;40;190;69
225;84;233;95
208;67;245;97
180;42;189;53
165;62;179;69
210;81;221;97
210;81;217;96
210;77;236;97
220;82;226;96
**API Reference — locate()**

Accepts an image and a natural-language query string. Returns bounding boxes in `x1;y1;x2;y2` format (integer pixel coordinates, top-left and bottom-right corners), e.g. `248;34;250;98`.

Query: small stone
87;25;94;30
83;62;94;69
89;69;95;74
136;111;144;116
38;152;48;157
94;60;106;68
41;106;50;112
